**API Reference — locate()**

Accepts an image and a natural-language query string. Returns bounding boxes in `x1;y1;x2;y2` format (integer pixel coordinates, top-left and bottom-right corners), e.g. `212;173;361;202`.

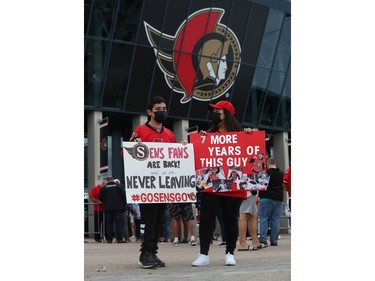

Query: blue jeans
258;200;282;243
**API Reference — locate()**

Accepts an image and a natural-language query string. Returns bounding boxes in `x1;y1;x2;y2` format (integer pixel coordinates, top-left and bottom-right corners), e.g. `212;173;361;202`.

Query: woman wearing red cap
191;100;256;267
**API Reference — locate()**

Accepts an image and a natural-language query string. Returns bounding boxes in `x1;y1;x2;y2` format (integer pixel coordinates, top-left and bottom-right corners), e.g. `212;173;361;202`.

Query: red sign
190;131;266;198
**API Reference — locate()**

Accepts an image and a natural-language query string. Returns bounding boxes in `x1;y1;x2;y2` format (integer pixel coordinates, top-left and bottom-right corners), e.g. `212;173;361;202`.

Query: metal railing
84;200;291;240
84;201;105;238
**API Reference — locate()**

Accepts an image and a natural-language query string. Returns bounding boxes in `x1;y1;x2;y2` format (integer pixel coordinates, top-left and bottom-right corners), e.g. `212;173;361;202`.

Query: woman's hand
244;127;258;134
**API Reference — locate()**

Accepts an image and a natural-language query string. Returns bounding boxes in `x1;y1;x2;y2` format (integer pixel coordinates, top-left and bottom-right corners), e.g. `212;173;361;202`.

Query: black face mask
153;111;168;124
211;112;222;125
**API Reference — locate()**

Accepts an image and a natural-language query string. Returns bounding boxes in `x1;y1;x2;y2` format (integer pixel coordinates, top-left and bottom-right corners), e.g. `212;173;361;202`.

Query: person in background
170;203;197;246
159;205;171;244
120;181;131;243
191;100;256;267
258;157;284;246
282;163;291;212
282;162;291;226
122;204;129;242
130;95;177;269
237;191;265;251
99;177;126;243
129;203;141;242
89;178;107;242
179;219;190;244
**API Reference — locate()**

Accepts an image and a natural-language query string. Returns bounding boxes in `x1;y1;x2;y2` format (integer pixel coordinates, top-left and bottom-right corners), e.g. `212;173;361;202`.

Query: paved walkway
84;234;291;281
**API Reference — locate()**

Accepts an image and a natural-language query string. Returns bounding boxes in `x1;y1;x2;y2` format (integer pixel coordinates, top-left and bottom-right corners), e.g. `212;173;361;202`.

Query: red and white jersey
130;123;176;143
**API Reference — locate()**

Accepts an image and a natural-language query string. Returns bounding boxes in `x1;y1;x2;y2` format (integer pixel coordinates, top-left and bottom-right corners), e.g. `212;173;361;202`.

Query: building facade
84;0;291;194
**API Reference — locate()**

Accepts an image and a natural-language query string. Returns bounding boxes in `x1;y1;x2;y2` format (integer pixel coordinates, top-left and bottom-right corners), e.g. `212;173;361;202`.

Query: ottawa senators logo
144;8;241;103
123;143;149;161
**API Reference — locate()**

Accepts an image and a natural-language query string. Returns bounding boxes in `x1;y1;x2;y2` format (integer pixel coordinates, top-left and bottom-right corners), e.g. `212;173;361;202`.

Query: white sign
122;142;196;203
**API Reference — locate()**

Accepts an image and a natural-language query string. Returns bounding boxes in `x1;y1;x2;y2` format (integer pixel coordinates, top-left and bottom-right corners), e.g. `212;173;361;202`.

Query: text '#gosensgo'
131;192;196;203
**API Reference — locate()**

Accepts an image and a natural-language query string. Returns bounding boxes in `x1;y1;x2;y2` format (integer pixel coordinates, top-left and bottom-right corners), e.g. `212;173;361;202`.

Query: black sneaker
153;254;166;267
259;240;268;247
138;252;158;269
270;242;278;246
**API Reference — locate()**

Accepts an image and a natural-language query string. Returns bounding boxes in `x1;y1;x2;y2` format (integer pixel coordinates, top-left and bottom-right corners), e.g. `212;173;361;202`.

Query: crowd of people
88;96;291;269
89;181;195;246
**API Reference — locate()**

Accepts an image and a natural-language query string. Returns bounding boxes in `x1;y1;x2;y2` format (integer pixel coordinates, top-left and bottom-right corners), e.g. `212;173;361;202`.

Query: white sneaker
190;239;197;246
191;254;209;266
172;239;179;246
224;253;236;266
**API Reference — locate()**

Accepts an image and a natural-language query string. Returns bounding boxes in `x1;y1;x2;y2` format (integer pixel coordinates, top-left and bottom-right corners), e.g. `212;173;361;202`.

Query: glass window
238;3;269;66
275;96;291;130
85;0;117;39
268;69;285;96
256;9;284;68
114;0;143;43
282;71;291;99
259;94;279;126
84;39;109;107
84;0;93;36
273;15;290;72
274;68;290;129
244;86;266;125
102;44;134;109
252;67;270;90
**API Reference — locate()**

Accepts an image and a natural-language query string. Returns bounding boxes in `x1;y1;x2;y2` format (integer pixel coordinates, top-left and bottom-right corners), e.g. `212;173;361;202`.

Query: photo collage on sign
195;166;226;190
195;165;270;192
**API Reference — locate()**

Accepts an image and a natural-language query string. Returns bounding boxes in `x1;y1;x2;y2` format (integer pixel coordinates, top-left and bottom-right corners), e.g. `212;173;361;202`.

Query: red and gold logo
144;8;241;103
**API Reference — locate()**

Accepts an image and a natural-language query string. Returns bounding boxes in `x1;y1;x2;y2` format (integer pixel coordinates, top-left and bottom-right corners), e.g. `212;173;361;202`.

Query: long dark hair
208;108;243;132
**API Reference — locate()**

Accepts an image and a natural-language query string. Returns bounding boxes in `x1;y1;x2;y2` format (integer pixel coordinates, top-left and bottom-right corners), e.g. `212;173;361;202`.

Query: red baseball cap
208;100;235;115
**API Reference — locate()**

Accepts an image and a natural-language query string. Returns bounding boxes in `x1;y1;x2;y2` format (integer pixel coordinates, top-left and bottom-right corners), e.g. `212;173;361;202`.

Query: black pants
139;203;167;254
199;193;242;255
94;211;104;241
134;218;141;239
216;207;226;241
104;210;123;242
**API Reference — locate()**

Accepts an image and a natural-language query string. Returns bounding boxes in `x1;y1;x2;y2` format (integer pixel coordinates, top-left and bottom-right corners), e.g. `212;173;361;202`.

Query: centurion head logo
144;8;241;103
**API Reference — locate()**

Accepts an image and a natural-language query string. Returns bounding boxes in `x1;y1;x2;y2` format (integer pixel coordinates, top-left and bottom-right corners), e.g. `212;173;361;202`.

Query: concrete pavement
84;234;291;281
